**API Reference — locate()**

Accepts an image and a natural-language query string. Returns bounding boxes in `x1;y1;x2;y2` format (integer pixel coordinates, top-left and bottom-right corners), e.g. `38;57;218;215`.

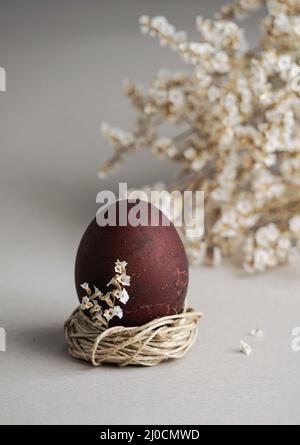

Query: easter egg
75;200;188;327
